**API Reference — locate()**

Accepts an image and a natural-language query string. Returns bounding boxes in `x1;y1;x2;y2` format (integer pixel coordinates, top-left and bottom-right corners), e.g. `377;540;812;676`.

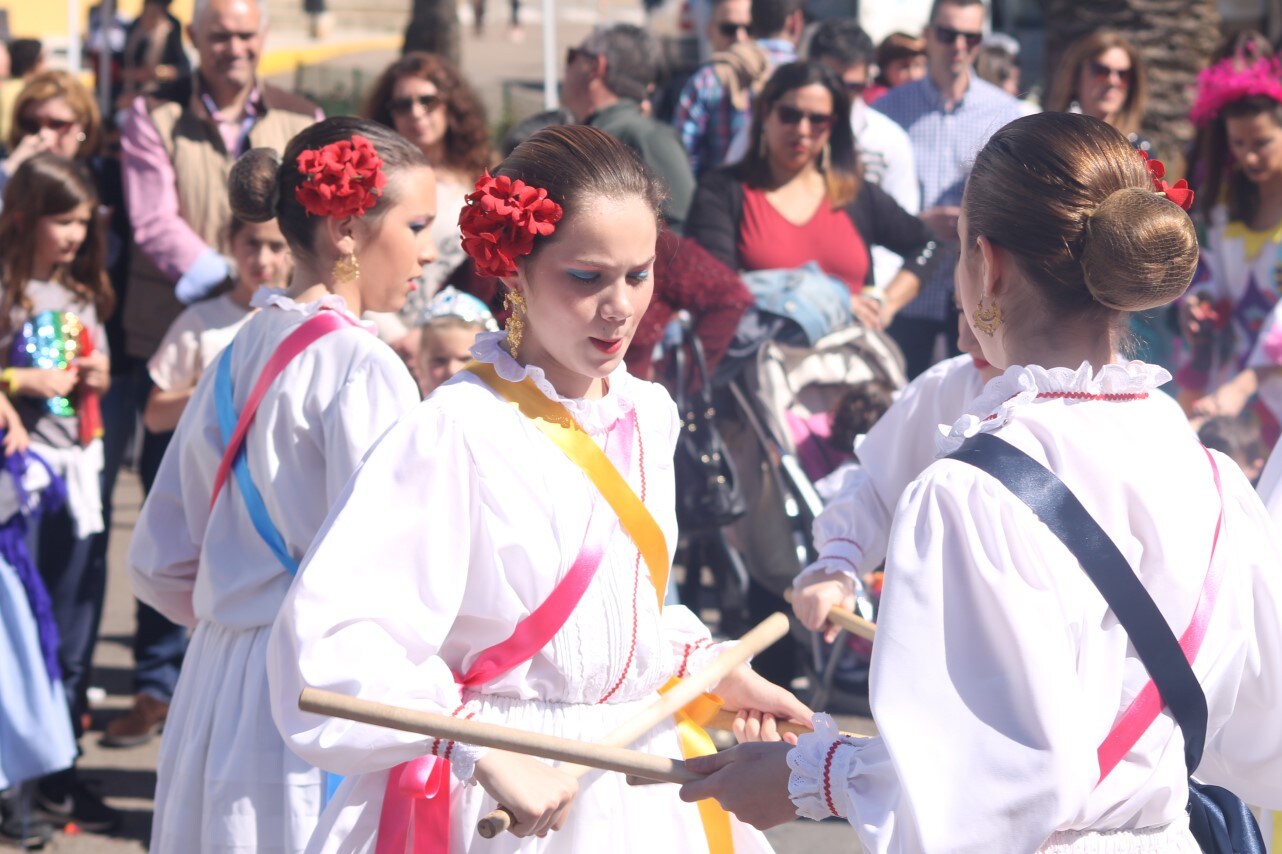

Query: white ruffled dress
128;290;421;854
267;332;774;854
787;361;1282;853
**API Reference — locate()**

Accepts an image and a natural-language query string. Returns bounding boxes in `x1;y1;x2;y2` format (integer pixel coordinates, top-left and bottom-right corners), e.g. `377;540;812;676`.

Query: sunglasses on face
566;46;598;66
932;25;983;49
1088;60;1133;85
845;80;868;96
774;105;834;131
388;93;444;115
17;115;76;136
717;22;748;38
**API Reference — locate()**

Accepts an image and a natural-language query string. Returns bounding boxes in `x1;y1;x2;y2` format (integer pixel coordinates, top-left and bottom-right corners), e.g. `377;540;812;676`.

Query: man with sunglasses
673;0;804;177
872;0;1020;378
109;0;318;759
563;24;695;232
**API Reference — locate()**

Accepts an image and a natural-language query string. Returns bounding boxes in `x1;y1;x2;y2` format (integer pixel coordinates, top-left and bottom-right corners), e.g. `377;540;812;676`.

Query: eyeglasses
931;25;983;49
17;115;77;136
845;80;868;96
716;22;748;39
388;94;444;115
774;105;834;131
566;46;597;66
1087;60;1134;85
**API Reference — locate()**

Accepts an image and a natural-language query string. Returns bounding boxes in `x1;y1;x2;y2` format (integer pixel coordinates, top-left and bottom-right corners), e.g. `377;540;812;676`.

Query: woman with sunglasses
363;52;494;380
2;71;102;198
1045;31;1152;155
686;61;939;332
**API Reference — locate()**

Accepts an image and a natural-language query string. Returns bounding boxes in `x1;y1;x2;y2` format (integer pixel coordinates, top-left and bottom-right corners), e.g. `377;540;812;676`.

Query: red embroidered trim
980;390;1149;422
821;739;845;817
439;704;471;761
678;638;713;678
599;412;645;704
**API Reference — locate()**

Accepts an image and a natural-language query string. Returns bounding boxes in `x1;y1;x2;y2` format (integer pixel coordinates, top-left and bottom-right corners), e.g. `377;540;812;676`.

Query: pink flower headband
1189;56;1282;127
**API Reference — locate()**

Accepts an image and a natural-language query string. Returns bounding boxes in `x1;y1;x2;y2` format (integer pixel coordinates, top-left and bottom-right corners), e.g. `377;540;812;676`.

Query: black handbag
670;318;747;532
949;432;1266;854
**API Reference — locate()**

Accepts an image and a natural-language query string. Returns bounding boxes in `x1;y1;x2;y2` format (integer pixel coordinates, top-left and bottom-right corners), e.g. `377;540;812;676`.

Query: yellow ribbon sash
467;361;734;853
465;360;670;610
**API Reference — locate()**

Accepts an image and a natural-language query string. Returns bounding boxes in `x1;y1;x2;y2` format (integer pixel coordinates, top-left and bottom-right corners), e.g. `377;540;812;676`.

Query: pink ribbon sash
1096;448;1225;783
375;412;637;854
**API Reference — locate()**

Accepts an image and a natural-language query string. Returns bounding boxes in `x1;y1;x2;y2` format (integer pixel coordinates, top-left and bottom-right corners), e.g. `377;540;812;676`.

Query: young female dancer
128;117;433;853
268;125;809;852
680;113;1282;851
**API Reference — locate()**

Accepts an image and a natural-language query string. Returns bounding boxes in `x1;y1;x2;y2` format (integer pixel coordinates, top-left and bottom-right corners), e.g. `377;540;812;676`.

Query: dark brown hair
495;125;665;265
0;154;114;331
738;61;859;208
228;117;428;260
363;52;493;180
965;113;1197;325
8;70;102;158
1045;31;1148;138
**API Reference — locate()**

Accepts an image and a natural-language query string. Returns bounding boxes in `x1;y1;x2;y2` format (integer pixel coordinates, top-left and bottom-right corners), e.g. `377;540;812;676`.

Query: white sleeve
267;403;486;780
800;464;892;582
1190;460;1282;808
876;124;920;216
790;463;1100;853
147;308;203;392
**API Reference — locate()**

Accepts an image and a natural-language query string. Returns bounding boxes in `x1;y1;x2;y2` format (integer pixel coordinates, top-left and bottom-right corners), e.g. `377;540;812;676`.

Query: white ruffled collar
469;331;637;436
251;286;372;330
937;360;1170;455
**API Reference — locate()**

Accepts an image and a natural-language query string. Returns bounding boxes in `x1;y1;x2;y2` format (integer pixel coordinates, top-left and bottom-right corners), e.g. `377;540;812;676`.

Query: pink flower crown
1190;56;1282;127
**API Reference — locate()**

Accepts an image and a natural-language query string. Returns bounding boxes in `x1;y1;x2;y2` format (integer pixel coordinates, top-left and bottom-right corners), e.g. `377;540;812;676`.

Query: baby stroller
712;310;907;708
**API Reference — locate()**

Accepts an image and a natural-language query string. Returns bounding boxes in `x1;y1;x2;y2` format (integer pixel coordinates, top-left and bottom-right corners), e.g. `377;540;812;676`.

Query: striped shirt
874;73;1022;322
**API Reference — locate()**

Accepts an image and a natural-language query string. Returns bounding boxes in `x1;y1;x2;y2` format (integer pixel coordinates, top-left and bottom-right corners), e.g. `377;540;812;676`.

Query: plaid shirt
673;38;797;177
874;73;1022;322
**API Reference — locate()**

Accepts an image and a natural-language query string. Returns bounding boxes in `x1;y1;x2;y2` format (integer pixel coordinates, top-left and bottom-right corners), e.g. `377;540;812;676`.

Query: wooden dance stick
477;611;791;838
298;688;701;786
783;587;878;642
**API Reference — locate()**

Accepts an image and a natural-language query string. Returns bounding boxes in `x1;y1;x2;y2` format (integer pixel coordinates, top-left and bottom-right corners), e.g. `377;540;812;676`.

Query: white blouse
788;361;1282;852
801;353;985;581
266;333;727;815
128;289;421;630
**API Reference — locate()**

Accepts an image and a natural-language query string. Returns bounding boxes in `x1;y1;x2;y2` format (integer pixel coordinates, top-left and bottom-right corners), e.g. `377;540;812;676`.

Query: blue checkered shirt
673;38;797;177
874;73;1022;322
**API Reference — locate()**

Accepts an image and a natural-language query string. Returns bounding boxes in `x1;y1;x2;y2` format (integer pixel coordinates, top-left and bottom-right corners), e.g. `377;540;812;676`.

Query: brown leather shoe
99;694;168;748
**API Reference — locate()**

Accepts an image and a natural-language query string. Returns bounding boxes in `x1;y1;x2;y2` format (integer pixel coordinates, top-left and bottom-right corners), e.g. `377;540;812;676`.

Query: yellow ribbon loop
662;678;735;854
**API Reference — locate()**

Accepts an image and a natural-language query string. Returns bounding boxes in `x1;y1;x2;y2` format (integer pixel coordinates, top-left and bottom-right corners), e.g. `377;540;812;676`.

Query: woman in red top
686;61;939;330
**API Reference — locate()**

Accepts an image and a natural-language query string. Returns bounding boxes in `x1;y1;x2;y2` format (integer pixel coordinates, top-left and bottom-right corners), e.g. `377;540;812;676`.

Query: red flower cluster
295;135;387;219
1139;151;1194;212
459;171;563;278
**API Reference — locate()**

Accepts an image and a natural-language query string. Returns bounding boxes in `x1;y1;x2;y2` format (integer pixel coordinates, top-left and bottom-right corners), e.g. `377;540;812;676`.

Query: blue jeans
98;359;185;702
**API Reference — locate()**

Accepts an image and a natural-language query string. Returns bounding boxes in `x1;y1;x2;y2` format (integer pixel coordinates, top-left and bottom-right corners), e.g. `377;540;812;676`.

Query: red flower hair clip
1139;150;1194;212
295;135;387;219
459;171;564;278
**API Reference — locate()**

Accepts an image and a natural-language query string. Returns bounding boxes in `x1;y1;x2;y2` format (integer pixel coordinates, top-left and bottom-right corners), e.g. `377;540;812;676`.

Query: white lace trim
469;331;637;436
937;361;1170;455
250;287;373;331
787;713;869;821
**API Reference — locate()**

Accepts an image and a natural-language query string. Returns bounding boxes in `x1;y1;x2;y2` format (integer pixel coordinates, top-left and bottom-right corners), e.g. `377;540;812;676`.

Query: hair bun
1081;187;1198;312
229;147;283;224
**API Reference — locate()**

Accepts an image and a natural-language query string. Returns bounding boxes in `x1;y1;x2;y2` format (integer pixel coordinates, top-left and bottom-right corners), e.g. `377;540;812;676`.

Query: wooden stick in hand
477;611;792;838
297;688;699;785
783;587;877;642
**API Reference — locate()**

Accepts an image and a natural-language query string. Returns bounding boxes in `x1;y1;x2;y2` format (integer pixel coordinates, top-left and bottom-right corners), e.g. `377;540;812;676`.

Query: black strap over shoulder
946;431;1208;773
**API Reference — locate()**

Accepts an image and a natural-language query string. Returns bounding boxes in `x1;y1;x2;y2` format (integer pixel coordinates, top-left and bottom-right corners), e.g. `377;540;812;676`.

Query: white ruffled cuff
675;638;740;684
427;703;488;783
795;542;865;586
787;713;867;821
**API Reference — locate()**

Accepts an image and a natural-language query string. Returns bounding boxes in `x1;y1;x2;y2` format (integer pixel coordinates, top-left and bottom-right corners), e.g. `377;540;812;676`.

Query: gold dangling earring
503;289;526;357
972;295;1003;336
819;142;831;172
333;253;359;284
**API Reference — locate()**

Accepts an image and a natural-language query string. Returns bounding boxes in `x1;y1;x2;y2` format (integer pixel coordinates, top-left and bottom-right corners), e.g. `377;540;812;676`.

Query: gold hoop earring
333;253;359;284
503;289;526;357
972;295;1003;336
